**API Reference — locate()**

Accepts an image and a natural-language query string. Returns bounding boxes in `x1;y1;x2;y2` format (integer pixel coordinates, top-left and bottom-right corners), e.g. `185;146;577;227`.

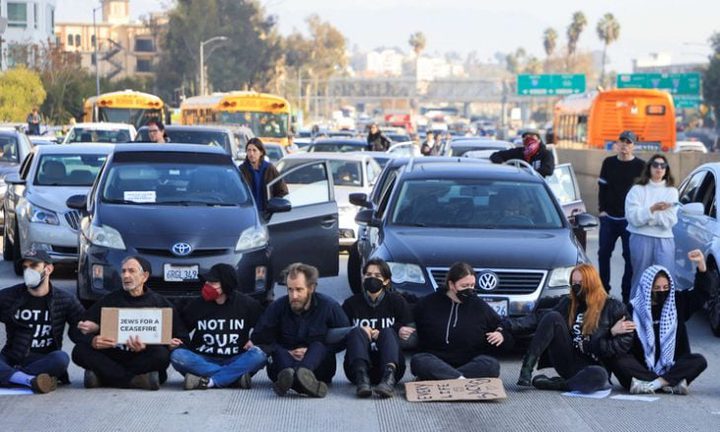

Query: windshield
265;145;285;162
391;179;563;229
278;159;376;187
217;111;288;138
0;135;19;163
137;129;231;154
67;127;132;144
101;162;249;206
97;107;163;130
35;154;106;186
308;143;366;153
450;144;508;156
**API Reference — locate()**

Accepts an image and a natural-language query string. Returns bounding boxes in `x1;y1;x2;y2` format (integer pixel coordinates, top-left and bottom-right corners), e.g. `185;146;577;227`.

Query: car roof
72;122;135;130
281;151;372;161
33;143;114;155
385;156;486;169
110;143;227;154
311;138;366;145
399;161;544;182
138;125;232;133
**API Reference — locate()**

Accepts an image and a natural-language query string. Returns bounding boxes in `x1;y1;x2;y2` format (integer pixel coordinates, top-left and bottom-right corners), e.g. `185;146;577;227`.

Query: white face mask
23;267;44;289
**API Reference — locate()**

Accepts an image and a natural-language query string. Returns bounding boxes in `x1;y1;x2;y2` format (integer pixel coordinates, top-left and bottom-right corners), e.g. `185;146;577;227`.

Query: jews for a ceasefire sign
405;378;507;402
100;308;173;345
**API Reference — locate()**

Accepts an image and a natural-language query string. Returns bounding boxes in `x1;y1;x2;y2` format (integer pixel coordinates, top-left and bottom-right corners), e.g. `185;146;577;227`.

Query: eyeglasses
651;162;667;169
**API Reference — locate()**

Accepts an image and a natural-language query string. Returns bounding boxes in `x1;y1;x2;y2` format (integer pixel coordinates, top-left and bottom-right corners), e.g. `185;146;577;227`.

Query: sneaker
30;374;57;394
184;373;209;391
629;377;655;394
272;368;295;397
130;371;160;391
236;373;252;390
83;370;101;389
662;379;689;395
295;367;328;398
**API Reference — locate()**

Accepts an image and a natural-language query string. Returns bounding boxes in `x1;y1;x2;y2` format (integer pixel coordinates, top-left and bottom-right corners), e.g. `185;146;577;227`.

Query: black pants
527;311;608;393
72;342;170;388
343;327;405;384
608;353;707;389
410;352;500;381
267;341;337;384
598;216;633;302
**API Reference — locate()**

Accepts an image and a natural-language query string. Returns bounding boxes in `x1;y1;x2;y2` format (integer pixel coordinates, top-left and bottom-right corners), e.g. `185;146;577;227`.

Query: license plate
482;298;508;317
163;264;199;282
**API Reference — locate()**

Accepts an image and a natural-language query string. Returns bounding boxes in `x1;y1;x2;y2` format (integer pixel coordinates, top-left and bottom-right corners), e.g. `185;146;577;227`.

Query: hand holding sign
92;335;116;350
169;338;184;349
126;335;147;352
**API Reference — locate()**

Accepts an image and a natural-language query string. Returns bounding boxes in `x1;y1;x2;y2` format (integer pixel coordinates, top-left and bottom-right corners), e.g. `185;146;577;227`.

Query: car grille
146;279;200;297
427;267;547;295
51;245;78;254
65;211;82;231
136;248;229;258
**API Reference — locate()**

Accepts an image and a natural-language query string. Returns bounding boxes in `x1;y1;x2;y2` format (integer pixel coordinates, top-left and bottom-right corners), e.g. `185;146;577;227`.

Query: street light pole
93;6;102;97
199;36;228;95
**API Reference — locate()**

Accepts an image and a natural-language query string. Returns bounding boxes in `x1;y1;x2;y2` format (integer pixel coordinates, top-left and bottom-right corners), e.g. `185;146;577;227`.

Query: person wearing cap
169;264;267;390
252;263;350;398
367;123;391;152
71;256;188;390
0;250;85;393
597;131;646;303
489;129;555;177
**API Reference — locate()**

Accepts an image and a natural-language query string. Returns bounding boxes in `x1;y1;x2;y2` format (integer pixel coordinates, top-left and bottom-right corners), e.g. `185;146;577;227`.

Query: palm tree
408;32;426;79
543;28;558;72
596;13;621;84
566;11;587;67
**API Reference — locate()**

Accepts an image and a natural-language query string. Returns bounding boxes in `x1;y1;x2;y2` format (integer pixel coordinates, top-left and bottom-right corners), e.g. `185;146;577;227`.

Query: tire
347;242;362;295
2;214;13;261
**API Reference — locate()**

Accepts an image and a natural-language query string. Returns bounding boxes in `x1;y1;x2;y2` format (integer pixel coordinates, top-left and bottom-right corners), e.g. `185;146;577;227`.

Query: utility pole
92;6;102;97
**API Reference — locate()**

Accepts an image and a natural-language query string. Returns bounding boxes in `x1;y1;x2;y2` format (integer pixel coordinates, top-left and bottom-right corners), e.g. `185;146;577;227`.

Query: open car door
267;160;339;282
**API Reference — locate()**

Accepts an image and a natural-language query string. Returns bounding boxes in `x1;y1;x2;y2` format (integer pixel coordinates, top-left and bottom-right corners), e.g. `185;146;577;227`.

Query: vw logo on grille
171;242;193;256
477;271;499;291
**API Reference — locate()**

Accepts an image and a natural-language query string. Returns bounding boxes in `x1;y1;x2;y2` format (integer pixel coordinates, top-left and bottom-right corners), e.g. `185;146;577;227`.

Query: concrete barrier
557;149;720;216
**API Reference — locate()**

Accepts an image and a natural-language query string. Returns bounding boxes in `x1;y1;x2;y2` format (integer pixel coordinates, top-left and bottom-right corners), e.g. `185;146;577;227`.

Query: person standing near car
146;120;168;143
169;264;267;390
410;262;513;381
597;130;646;303
239;137;288;212
26;107;41;135
367;123;391;152
489;129;555;177
342;258;415;398
625;154;679;298
0;250;85;394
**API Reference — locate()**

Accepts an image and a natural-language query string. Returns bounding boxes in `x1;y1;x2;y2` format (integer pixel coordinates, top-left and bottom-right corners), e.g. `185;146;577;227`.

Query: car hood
382;227;580;269
27;186;93;211
97;204;256;248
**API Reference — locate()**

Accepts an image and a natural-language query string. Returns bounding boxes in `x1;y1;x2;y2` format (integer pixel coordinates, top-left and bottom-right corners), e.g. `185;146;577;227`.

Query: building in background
0;0;57;69
55;0;165;81
633;52;707;74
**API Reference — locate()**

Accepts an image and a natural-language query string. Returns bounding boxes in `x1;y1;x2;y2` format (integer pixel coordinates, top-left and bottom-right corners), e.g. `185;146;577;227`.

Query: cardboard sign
405;378;507;402
100;308;173;345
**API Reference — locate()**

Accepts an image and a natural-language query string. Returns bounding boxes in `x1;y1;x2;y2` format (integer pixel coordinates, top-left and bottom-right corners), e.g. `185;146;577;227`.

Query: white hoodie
625;180;679;238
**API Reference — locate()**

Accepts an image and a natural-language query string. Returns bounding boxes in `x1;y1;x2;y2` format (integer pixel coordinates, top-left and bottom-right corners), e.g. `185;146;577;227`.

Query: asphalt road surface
0;233;719;431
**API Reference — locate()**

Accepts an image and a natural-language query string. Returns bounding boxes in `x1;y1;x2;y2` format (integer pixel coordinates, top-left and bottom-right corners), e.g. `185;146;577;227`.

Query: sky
56;0;719;72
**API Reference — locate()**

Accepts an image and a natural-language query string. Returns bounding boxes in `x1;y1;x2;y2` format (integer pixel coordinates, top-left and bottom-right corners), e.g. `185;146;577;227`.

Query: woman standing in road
625;154;679;298
239;138;288;212
367;124;391;152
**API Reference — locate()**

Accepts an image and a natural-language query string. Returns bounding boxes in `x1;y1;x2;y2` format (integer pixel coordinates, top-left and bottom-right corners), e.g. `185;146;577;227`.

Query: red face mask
201;283;221;302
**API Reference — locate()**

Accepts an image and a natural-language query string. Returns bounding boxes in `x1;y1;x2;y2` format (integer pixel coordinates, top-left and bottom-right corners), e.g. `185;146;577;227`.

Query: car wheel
347;242;362;295
2;214;13;261
12;224;22;276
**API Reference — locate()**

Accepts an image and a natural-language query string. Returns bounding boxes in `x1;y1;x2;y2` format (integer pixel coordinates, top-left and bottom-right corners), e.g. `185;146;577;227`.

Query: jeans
410;353;500;381
598;216;633;302
343;327;406;384
629;233;675;300
267;341;337;384
72;343;170;388
0;351;70;386
170;347;267;388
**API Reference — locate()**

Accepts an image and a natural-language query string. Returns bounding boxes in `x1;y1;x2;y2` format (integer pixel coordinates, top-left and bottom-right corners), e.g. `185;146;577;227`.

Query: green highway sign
517;74;586;96
674;95;702;109
616;72;701;95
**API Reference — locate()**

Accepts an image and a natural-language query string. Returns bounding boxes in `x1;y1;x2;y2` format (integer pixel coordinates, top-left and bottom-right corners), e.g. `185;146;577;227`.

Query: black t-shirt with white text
14;295;56;354
342;291;412;331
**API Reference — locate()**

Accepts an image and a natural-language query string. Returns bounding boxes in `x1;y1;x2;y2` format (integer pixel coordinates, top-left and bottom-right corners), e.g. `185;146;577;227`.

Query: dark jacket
367;132;391;152
252;292;350;353
414;290;513;368
489;144;555;177
239;160;288;209
0;283;85;363
507;296;632;367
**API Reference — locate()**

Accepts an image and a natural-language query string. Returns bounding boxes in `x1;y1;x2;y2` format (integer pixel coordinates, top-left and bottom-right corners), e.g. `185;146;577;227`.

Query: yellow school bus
180;91;291;146
83;90;165;130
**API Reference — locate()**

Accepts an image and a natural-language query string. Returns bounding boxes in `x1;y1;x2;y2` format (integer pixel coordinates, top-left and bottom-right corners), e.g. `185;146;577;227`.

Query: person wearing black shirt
489;129;555;177
72;256;188;390
597;130;646;302
342;259;415;398
0;250;84;394
253;263;350;398
170;264;266;390
410;262;513;381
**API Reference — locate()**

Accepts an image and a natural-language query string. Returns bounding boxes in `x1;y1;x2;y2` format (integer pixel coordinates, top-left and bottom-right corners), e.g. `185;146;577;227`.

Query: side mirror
266;197;291;214
4;173;24;185
355;208;380;227
66;194;87;210
681;202;704;216
349;192;372;208
574;213;598;230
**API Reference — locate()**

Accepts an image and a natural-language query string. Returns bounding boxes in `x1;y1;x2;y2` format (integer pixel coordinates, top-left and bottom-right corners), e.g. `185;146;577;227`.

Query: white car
276;152;382;249
674;140;708;154
63;122;137;144
3;144;112;274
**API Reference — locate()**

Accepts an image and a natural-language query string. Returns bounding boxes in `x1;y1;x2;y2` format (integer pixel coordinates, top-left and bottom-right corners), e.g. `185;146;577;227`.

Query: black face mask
652;290;669;306
571;283;585;301
363;277;385;294
456;288;477;301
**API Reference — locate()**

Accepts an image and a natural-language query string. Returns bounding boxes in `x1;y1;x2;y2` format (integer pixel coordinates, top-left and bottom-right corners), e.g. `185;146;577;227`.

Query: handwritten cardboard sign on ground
405;378;507;402
100;308;173;344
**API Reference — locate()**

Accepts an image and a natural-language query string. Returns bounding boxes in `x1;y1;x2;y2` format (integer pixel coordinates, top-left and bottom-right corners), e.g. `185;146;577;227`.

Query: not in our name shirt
342;291;412;331
570;304;598;362
14;296;56;354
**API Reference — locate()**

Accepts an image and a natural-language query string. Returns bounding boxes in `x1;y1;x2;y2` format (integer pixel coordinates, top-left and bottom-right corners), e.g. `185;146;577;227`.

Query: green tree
543;28;558;72
596;13;621;85
703;33;720;126
0;67;46;122
566;11;587;66
505;48;527;74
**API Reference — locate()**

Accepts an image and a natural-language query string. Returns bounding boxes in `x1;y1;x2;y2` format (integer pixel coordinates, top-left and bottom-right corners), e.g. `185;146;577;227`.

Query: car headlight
87;224;126;250
548;266;575;288
235;225;268;251
28;203;60;225
387;262;426;284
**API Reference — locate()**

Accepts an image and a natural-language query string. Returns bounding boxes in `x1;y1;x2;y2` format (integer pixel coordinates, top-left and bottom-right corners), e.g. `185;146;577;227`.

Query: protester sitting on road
510;263;634;393
0;250;85;394
252;263;350;398
239;137;288;212
169;264;267;390
410;262;513;381
489;129;555;177
72;256;188;390
607;254;708;395
342;258;415;398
